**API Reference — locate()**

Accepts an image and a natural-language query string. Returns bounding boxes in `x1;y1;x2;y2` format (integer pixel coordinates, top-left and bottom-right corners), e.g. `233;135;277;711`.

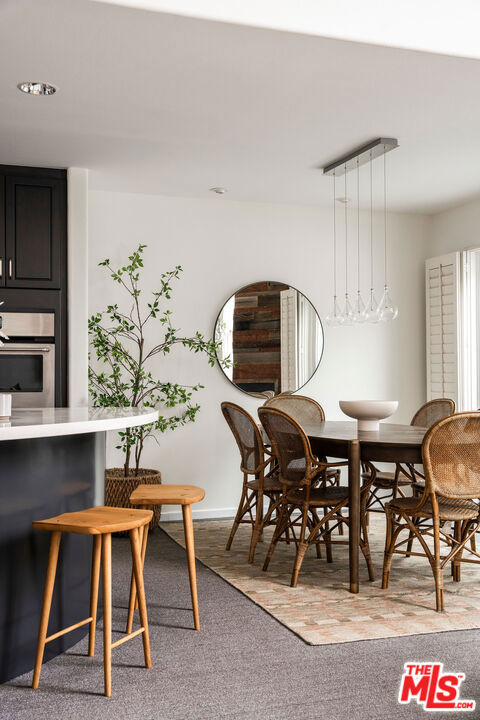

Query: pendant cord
384;145;387;288
344;165;348;295
370;151;373;292
333;173;337;298
357;159;360;294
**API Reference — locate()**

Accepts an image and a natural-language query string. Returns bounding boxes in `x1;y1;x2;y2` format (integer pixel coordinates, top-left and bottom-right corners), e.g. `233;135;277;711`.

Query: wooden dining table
302;420;428;594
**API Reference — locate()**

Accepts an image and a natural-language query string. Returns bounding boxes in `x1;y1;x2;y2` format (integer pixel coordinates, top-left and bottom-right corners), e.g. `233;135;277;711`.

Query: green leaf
89;243;225;475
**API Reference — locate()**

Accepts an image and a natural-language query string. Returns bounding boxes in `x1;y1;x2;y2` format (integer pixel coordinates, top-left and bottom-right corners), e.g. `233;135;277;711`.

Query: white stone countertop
0;407;158;441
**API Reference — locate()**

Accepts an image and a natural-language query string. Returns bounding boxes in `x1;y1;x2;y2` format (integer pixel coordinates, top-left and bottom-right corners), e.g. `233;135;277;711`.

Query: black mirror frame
213;280;324;398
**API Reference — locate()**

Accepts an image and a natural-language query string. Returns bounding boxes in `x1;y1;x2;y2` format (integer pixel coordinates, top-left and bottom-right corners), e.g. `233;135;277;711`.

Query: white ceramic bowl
339;400;398;431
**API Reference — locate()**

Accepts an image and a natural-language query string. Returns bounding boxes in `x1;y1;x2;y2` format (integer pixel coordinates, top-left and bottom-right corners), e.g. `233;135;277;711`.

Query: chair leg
226;480;248;551
324;525;333;563
290;542;308;587
182;504;200;631
405;529;415;558
360;510;375;582
32;531;61;690
249;490;263;564
309;510;322;558
290;505;309;587
126;524;148;634
258;491;264;542
338;507;344;535
382;510;394;589
129;527;152;667
406;514;423;558
285;525;291;545
102;533;112;697
88;535;101;657
263;499;289;572
432;519;444;612
452;521;462;582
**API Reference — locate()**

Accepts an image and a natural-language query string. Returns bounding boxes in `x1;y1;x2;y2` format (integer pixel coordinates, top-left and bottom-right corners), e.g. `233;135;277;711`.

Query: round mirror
215;281;324;397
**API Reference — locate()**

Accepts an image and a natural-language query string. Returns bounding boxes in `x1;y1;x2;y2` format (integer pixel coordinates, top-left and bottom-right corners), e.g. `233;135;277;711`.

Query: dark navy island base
0;432;105;683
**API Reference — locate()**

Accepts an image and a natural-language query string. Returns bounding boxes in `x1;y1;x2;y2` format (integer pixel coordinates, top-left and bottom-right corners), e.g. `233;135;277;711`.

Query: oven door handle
0;347;51;352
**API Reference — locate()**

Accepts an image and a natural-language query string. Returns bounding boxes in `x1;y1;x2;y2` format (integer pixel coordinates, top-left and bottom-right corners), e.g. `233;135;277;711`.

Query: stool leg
126;524;148;634
102;533;112;698
88;535;102;657
32;531;61;689
138;523;148;609
182;504;200;631
129;527;151;669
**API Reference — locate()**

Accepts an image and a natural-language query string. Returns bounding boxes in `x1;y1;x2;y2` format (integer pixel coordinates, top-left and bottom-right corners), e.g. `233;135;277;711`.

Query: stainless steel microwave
0;312;55;407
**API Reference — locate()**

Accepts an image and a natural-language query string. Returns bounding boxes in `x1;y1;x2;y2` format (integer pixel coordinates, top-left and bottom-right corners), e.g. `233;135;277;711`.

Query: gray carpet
1;528;479;720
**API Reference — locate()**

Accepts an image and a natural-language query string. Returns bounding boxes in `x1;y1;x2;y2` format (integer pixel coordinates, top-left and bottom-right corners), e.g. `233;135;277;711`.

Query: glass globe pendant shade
365;288;380;323
378;285;398;322
325;296;345;327
353;291;367;323
342;293;355;326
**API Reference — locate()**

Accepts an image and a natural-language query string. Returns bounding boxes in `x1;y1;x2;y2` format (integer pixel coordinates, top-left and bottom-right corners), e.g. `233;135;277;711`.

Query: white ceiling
95;0;480;62
1;0;480;213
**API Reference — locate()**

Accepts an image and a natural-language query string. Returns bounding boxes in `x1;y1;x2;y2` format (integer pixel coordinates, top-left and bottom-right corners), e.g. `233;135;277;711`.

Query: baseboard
160;506;237;522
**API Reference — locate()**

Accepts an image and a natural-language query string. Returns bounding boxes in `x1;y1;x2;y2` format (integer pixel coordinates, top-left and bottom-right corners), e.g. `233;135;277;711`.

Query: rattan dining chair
382;412;480;612
363;398;456;514
222;402;283;563
264;394;325;423
264;394;341;488
258;406;376;587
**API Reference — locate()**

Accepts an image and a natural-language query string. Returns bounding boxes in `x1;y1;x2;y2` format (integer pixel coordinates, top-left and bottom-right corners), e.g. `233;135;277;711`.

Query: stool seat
130;484;205;506
33;506;153;535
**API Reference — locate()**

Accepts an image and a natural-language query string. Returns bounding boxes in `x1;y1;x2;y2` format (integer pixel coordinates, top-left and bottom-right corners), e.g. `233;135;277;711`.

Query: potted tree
88;244;228;529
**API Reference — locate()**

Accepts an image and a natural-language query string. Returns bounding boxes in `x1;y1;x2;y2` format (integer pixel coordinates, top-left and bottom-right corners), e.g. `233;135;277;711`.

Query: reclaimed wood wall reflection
232;281;289;394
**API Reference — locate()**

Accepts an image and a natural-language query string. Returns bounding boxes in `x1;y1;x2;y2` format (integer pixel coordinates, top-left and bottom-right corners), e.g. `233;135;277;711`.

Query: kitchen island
0;407;158;684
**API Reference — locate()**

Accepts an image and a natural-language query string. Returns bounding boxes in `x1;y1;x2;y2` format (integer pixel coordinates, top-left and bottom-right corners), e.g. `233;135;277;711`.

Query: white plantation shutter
425;253;461;406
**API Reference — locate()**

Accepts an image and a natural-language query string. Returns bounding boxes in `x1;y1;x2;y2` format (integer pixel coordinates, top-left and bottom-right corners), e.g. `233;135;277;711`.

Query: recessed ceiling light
17;81;57;96
209;187;227;194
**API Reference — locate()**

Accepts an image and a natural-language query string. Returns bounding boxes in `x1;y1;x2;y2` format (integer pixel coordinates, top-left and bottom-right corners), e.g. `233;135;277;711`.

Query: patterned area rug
160;517;480;645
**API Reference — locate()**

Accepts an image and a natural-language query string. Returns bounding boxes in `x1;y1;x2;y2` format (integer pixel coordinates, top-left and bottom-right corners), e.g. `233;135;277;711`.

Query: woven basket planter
105;468;162;534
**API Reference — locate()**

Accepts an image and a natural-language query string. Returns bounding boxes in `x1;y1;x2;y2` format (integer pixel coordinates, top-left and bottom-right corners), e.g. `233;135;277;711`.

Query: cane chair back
258;407;316;488
263;394;325;426
221;402;265;474
422;412;480;500
411;398;455;428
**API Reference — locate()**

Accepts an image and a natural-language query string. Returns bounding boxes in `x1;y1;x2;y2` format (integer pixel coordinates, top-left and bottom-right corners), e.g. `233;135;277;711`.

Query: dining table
302;420;428;594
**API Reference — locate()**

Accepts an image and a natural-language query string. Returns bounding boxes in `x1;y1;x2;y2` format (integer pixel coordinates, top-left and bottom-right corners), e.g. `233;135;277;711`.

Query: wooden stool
32;506;153;697
129;484;205;631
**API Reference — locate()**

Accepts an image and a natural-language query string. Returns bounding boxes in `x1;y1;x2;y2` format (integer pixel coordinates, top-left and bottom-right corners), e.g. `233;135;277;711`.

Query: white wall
67;168;89;406
88;190;431;519
430;196;480;256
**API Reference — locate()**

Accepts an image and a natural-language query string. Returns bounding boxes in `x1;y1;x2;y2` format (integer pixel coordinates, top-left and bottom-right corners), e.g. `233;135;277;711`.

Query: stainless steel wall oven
0;312;55;407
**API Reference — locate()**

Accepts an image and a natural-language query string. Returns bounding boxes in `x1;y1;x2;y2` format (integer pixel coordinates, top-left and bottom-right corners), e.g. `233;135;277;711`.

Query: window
425;253;461;407
426;248;480;411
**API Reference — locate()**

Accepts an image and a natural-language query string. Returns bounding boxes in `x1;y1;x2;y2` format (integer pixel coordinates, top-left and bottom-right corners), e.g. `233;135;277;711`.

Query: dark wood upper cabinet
3;169;66;289
0;176;5;288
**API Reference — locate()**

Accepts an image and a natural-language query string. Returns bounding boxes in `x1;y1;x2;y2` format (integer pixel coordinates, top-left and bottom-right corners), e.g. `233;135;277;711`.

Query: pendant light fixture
354;158;367;323
342;165;354;325
325;172;344;326
378;146;398;321
323;137;399;326
365;150;380;323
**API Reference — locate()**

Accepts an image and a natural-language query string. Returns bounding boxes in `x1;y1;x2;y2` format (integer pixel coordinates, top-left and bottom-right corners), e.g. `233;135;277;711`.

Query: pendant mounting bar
323;137;398;177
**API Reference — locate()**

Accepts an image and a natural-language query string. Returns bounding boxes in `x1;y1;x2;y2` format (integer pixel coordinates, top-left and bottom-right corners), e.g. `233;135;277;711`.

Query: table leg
348;440;360;593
